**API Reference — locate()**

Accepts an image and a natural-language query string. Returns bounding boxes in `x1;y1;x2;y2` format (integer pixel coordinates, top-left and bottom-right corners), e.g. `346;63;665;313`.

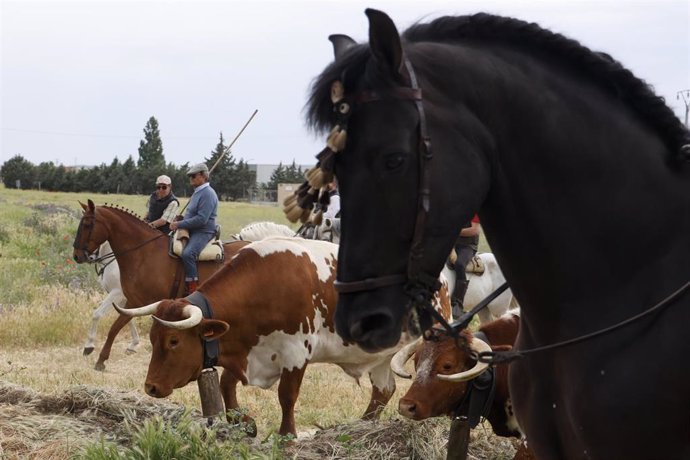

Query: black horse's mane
307;13;688;156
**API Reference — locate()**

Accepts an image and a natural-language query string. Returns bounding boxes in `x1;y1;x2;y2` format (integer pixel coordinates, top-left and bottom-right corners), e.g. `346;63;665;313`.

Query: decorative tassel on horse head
283;81;349;224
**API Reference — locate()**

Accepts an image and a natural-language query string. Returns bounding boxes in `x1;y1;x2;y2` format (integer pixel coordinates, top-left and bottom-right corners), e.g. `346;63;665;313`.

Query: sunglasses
156;185;168;190
188;173;200;179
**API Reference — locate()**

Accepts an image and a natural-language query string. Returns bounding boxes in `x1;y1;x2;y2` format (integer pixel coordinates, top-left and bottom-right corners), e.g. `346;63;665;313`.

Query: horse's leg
277;365;307;436
125;318;140;354
362;359;396;420
94;307;133;371
219;369;257;437
83;289;121;356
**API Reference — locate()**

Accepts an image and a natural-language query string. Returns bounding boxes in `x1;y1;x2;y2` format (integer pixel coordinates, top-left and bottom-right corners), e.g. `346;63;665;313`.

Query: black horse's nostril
349;313;399;351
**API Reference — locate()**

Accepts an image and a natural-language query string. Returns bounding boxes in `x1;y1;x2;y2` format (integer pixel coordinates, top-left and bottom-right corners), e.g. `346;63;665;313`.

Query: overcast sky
2;0;688;169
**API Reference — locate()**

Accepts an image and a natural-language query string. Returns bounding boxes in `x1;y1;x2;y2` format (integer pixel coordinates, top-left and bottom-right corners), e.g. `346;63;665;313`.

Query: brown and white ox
392;311;536;460
118;236;451;437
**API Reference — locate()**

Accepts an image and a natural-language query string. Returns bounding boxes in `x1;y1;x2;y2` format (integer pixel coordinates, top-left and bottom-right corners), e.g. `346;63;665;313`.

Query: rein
476;279;690;364
93;251;116;277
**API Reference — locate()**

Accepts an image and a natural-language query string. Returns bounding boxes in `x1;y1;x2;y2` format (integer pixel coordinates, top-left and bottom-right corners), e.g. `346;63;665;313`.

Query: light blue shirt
178;182;218;234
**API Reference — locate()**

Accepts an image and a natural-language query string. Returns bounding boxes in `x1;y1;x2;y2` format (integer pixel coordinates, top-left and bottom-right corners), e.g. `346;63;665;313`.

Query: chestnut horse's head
73;199;110;263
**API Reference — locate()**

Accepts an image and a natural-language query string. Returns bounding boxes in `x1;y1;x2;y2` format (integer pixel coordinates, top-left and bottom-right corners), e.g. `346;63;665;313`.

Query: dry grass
0;187;511;458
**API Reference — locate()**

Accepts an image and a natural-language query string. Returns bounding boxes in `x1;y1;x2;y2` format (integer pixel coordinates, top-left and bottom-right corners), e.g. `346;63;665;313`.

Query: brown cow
393;311;536;460
118;236;451;437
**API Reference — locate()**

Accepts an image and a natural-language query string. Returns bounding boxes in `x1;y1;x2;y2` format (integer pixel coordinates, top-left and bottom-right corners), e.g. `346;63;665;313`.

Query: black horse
292;9;690;460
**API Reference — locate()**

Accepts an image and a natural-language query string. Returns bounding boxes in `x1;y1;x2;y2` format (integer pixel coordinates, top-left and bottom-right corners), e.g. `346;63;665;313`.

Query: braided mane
306;13;688;158
101;204;153;231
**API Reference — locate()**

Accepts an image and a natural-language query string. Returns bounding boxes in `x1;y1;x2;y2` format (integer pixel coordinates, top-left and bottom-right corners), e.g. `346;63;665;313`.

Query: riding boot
451;279;470;319
185;280;198;295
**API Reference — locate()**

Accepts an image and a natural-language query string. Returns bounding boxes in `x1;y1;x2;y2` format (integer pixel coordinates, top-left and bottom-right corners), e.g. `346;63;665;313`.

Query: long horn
113;301;160;317
152;304;203;330
436;337;493;382
390;337;422;379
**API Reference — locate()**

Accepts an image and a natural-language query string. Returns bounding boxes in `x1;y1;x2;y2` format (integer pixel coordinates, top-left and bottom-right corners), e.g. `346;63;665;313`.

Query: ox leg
363;359;396;420
277;365;307;437
94;310;133;371
219;369;257;437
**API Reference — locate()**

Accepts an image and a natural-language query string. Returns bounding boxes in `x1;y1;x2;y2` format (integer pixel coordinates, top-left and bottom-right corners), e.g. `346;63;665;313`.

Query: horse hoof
83;347;94;356
94;361;106;371
125;349;137;355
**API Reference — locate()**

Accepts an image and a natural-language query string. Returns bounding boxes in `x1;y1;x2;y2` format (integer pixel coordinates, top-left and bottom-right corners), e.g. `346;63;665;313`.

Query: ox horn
112;301;160;317
152;304;203;330
436;337;493;382
390;338;422;379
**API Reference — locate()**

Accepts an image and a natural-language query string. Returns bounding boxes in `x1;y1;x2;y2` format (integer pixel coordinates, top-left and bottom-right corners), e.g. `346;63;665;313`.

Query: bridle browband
333;59;442;325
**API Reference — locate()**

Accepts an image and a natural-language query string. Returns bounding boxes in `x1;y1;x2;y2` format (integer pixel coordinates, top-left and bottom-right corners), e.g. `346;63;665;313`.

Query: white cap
156;175;172;185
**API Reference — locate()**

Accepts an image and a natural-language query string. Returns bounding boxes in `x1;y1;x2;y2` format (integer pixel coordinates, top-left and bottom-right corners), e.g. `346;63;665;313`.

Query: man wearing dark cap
169;163;218;294
144;175;179;234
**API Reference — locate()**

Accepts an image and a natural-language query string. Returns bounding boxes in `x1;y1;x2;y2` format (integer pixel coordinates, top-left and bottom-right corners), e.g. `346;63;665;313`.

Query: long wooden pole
208;109;259;174
178;109;259;215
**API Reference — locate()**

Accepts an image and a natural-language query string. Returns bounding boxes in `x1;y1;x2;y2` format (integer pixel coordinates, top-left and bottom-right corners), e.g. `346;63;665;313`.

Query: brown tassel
311;209;323;226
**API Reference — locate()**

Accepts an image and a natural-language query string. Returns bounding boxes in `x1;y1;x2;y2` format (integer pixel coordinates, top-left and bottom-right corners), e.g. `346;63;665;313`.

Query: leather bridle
333;58;442;331
73;209;165;261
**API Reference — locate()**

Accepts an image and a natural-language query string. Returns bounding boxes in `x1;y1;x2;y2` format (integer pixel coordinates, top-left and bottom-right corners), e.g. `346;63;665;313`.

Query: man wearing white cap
169;163;218;294
144;175;180;234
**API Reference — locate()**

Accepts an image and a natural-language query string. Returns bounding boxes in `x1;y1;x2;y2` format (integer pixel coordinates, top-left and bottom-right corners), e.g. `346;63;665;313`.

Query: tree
136;116;165;193
1;155;36;189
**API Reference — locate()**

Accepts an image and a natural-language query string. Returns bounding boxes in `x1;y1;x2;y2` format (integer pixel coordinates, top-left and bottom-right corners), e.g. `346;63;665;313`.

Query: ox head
114;300;230;398
73;199;108;263
394;331;493;420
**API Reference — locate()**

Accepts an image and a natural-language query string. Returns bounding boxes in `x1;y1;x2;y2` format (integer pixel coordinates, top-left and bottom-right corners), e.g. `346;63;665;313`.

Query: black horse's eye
384;153;406;170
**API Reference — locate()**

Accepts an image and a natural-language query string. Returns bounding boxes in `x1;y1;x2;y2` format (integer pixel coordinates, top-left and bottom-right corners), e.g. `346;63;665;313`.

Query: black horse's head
304;10;492;351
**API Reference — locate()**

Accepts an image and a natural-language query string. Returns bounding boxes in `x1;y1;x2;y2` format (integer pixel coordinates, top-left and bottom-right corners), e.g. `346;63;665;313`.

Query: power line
2;127;214;140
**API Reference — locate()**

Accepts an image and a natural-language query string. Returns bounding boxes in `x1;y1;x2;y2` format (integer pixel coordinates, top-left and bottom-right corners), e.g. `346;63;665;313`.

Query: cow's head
115;299;229;398
394;331;493;420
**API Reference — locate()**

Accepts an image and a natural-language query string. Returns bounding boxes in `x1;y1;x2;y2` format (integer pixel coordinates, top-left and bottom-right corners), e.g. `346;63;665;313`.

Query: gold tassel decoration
311;209;323;226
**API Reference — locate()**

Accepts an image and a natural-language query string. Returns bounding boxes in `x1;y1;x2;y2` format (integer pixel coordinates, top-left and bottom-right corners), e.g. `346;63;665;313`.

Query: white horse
441;252;518;324
83;241;140;356
231;221;296;241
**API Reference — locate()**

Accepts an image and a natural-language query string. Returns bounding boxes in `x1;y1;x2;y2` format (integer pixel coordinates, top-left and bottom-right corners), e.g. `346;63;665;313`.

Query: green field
0;185;509;459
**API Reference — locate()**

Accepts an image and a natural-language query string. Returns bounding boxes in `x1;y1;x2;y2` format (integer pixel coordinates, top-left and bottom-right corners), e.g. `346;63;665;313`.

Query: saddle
170;226;224;262
447;250;486;275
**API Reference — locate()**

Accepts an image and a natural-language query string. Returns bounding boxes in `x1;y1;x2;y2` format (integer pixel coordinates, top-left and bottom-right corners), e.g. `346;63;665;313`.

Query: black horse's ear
365;9;404;77
328;34;357;61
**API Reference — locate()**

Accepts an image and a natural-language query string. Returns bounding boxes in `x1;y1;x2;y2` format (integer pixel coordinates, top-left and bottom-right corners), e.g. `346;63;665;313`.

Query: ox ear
200;319;229;341
328;34;357;61
365;9;404;78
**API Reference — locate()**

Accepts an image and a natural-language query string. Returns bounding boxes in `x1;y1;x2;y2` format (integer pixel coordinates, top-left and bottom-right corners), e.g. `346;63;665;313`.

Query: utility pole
677;89;690;127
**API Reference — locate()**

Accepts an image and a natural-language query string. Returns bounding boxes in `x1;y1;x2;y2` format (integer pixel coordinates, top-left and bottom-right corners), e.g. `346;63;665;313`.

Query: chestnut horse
294;9;690;460
72;199;248;371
